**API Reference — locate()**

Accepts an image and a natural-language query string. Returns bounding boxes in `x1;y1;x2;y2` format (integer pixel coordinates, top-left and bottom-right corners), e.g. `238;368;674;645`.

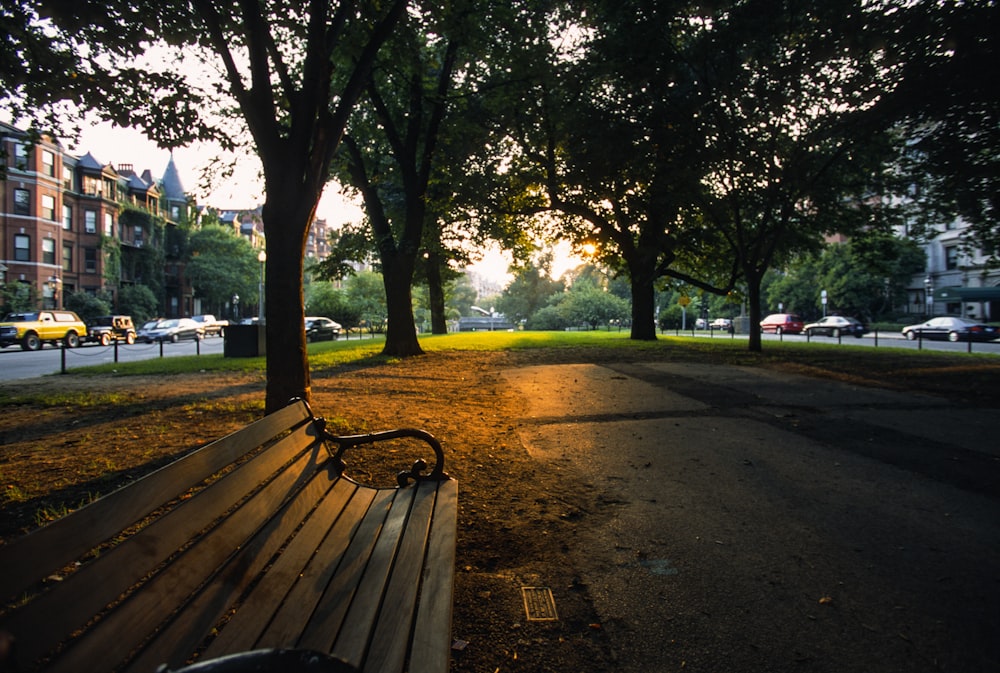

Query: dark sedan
803;315;868;338
138;318;205;343
902;316;1000;342
305;316;341;342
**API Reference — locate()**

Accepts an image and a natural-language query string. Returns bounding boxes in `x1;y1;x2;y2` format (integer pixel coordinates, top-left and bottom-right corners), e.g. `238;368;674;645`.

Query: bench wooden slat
328;484;419;669
5;422;321;671
408;478;458;673
121;460;341;673
197;478;372;658
46;445;328;673
0;400;312;603
296;489;398;654
362;480;440;673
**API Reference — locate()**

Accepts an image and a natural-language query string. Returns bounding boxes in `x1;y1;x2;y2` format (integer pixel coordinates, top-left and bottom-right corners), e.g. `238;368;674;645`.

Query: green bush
117;285;160;324
526;305;570;330
64;290;112;322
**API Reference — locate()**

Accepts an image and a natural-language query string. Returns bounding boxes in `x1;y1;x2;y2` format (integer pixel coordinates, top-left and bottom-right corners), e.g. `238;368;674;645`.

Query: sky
66;120;359;223
32;118;584;285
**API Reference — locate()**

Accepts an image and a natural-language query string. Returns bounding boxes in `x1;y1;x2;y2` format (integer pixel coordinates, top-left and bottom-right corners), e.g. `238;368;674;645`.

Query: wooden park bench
0;399;457;673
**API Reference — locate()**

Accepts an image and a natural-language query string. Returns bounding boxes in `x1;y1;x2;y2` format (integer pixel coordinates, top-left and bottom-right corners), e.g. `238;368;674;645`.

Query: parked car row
757;313;1000;343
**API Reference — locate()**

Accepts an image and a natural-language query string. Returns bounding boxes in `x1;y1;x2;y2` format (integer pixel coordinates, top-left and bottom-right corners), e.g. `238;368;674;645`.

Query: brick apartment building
1;121;196;316
1;122;338;319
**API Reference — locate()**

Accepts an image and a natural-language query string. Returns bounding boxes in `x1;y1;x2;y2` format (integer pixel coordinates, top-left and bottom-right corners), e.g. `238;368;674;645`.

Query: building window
104;213;114;236
42;238;56;265
134;225;144;247
63;205;73;230
84;248;98;273
14;188;30;215
42;150;55;177
14;143;29;169
63;243;73;271
14;234;30;262
42;194;56;220
83;175;101;196
85;210;97;234
946;246;960;271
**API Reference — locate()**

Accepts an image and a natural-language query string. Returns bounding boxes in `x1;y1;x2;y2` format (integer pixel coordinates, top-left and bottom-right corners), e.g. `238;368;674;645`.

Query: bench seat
0;399;457;673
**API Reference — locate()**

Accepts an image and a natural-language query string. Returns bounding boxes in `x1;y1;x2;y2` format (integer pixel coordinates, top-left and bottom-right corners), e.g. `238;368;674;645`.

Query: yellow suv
0;310;88;351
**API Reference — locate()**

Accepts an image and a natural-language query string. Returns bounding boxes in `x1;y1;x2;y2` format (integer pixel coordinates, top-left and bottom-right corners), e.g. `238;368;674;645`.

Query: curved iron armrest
314;417;450;486
158;649;356;673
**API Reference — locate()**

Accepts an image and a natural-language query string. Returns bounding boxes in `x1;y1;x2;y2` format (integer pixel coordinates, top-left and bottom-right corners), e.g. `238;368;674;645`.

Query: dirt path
3;348;999;672
0;351;614;672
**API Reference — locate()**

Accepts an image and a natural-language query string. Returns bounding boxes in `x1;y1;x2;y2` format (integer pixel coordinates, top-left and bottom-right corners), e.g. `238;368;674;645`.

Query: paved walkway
503;363;1000;673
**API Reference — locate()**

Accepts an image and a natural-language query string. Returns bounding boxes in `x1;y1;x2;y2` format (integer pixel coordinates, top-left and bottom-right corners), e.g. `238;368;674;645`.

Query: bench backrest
0;400;323;671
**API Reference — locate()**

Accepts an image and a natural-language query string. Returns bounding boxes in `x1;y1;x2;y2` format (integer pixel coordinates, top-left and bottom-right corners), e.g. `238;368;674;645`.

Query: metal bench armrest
316;420;450;485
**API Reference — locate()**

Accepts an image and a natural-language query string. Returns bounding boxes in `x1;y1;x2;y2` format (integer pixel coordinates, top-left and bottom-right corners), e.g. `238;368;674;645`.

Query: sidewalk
503;362;1000;673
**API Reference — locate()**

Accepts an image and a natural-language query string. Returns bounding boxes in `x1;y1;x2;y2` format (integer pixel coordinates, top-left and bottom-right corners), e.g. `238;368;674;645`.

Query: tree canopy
185;225;260;316
3;0;993;364
881;0;999;265
324;0;557;350
4;0;408;411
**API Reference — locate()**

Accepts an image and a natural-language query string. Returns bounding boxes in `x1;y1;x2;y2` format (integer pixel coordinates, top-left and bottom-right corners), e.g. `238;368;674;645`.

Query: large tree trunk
382;253;424;356
262;196;313;414
629;277;658;340
426;252;448;334
628;250;659;341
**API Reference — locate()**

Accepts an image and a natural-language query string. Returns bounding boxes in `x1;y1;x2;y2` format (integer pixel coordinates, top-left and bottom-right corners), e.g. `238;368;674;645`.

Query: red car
759;313;804;335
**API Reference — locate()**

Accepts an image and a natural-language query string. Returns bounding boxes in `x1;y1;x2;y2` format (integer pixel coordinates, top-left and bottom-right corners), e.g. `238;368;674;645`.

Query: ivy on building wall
101;235;122;288
117;206;170;309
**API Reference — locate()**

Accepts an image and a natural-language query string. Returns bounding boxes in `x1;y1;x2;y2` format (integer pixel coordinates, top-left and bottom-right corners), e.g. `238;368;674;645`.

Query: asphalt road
683;328;1000;354
1;329;996;382
0;336;226;381
503;363;1000;673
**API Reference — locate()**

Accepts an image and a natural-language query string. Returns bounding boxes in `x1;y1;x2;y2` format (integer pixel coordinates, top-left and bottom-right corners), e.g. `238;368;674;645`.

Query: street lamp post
257;250;267;322
924;276;933;317
47;276;62;309
232;294;240;322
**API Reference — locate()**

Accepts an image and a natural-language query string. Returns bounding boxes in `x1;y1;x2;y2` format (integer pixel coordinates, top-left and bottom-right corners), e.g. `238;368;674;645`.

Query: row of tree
4;0;995;410
492;229;928;331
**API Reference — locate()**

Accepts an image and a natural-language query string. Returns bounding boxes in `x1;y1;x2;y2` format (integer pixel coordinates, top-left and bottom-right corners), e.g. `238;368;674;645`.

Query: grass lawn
12;329;996;406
